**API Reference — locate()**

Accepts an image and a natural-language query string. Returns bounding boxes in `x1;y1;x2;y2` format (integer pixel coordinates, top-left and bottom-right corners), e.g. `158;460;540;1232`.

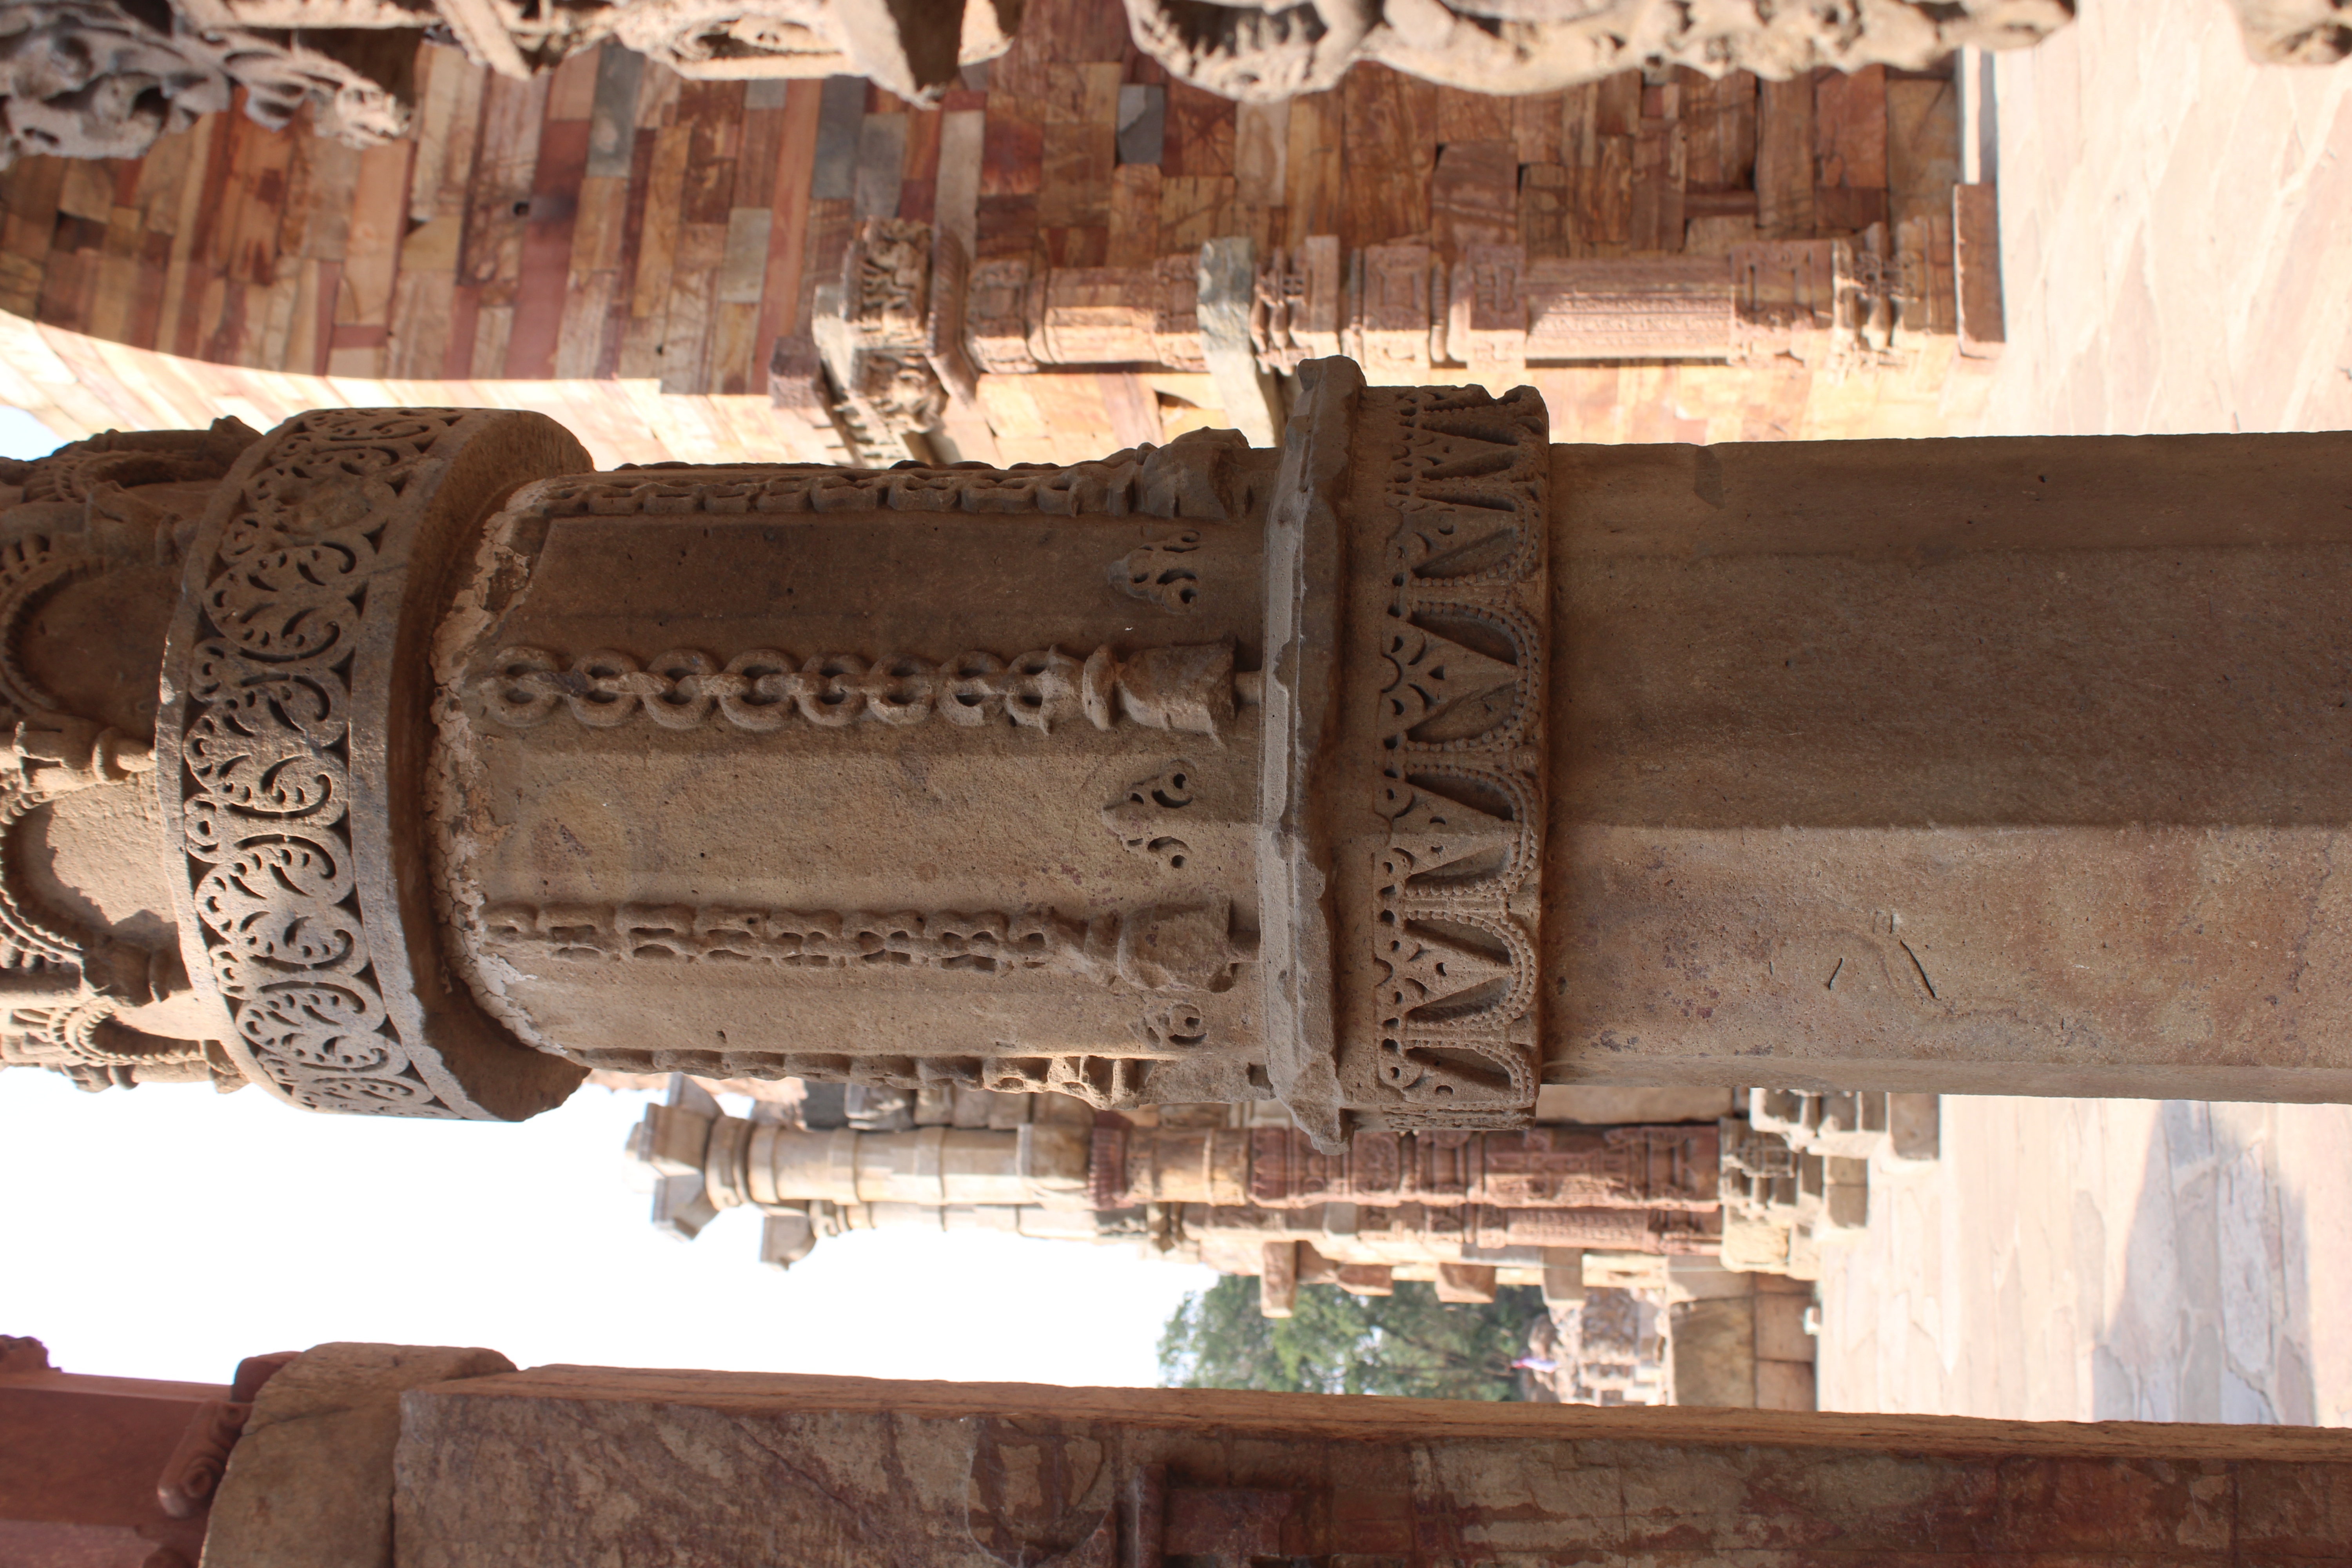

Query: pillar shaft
1545;433;2352;1100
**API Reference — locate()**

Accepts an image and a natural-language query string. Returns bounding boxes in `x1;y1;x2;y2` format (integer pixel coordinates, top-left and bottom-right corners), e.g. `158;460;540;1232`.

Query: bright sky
0;405;62;461
0;407;1215;1389
0;1068;1217;1386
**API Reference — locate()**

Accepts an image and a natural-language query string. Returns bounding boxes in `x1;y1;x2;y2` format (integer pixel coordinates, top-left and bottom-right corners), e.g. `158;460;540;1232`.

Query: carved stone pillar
629;1069;1722;1261
1118;1122;1722;1211
150;408;594;1120
16;359;2352;1149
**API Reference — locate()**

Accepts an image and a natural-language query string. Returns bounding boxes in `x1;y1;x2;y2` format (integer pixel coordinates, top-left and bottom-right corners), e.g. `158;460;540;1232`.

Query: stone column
15;359;2352;1145
623;1073;1724;1284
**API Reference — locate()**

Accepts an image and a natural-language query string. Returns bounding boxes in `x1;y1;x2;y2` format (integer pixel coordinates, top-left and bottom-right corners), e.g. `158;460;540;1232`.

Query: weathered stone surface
204;1343;513;1568
0;0;411;165
391;1366;2352;1564
2230;0;2352;61
1546;431;2352;1105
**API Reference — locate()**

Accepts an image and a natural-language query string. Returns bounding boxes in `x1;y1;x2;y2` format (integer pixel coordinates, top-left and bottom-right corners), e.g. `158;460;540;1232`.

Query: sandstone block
203;1343;514;1568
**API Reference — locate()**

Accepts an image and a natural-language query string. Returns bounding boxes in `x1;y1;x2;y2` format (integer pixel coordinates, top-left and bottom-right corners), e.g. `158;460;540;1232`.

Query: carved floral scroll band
479;641;1250;737
167;410;472;1117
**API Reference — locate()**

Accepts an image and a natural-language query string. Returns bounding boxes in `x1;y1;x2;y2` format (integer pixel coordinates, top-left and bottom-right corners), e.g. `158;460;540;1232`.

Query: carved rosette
155;409;590;1119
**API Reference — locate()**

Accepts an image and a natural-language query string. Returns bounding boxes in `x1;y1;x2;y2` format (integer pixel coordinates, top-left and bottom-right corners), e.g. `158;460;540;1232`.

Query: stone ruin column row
621;1074;1724;1299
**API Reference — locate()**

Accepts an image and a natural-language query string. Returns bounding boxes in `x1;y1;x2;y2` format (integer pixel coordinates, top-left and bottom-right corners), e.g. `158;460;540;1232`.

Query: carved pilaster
0;0;410;166
0;421;260;1094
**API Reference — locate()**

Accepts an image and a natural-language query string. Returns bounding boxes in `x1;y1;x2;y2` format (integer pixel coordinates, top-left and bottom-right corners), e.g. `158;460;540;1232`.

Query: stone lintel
204;1342;514;1568
384;1365;2352;1565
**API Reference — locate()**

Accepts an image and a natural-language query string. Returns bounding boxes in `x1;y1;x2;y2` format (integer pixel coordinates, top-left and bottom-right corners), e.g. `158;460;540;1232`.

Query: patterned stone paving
1976;0;2352;435
1818;1098;2352;1426
1821;2;2352;1425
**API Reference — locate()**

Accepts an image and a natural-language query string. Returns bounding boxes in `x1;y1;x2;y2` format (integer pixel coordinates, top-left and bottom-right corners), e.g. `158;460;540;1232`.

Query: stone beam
365;1361;2352;1564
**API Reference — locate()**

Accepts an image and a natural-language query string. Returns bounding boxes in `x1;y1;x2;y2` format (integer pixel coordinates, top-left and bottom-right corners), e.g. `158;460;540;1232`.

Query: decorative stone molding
0;0;410;166
965;253;1210;376
1367;384;1548;1127
155;1399;251;1519
155;407;590;1120
478;898;1252;994
475;638;1246;735
1124;0;2073;105
1110;528;1206;612
429;421;1279;1118
1265;361;1549;1142
508;428;1243;521
0;421;260;1094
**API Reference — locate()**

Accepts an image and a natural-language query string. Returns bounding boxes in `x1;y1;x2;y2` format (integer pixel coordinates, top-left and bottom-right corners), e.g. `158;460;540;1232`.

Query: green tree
1158;1276;1546;1400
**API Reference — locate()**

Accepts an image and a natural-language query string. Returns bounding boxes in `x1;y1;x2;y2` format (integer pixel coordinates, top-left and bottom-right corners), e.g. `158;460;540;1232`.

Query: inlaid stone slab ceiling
0;17;1996;459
